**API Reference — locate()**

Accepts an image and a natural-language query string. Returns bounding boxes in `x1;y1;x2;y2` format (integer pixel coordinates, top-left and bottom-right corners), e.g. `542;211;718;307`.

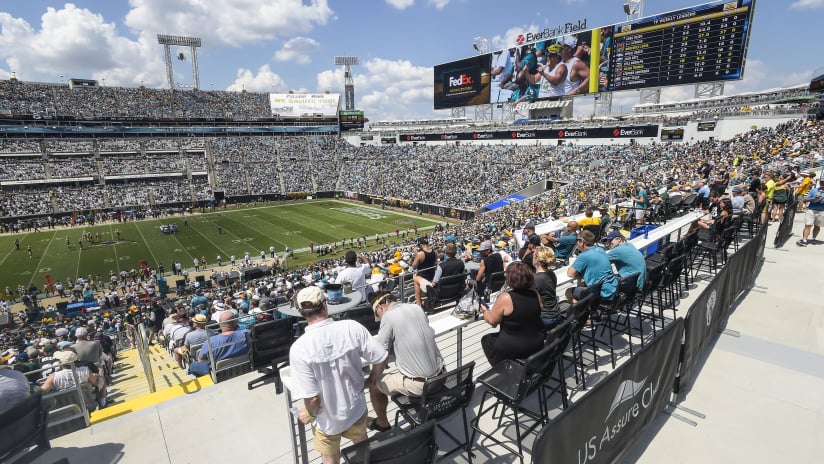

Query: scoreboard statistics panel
607;0;755;91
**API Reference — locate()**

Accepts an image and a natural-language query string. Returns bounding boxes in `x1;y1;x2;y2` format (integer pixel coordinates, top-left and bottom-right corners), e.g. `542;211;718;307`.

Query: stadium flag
71;214;76;225
44;275;54;295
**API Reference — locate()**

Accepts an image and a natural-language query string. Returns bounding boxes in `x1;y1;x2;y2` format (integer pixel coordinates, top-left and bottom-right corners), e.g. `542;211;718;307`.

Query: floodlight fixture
472;37;489;55
623;0;643;20
157;34;202;90
334;56;359;66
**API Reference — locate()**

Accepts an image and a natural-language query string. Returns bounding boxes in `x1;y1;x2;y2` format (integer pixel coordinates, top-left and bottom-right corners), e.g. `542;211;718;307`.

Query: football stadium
2;1;824;463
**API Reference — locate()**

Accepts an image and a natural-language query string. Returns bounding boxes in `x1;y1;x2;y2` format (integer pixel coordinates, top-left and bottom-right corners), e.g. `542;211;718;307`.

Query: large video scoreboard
609;1;753;90
433;0;756;110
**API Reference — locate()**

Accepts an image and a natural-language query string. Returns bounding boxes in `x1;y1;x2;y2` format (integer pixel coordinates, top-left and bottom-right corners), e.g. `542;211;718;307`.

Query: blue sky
1;0;822;121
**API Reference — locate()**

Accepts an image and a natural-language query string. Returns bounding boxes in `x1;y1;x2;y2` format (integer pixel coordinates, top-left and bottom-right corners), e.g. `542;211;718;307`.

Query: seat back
662;254;686;287
417;361;475;423
617;272;642;303
342;420;439;464
568;293;595;331
649;242;675;263
582;224;601;240
341;305;381;335
584;279;605;310
487;271;506;293
680;193;697;210
435;273;467;304
0;390;49;463
514;336;568;402
248;317;295;370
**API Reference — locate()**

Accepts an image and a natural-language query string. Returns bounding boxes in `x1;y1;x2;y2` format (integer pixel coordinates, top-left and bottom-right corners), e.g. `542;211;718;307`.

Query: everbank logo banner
532;319;684;464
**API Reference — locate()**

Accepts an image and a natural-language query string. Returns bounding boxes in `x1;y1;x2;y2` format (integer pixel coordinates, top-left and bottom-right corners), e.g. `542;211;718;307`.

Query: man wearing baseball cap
541;42;567;97
476;240;504;296
796;171;814;212
561;34;590;95
604;231;646;291
289;286;388;464
797;178;824;246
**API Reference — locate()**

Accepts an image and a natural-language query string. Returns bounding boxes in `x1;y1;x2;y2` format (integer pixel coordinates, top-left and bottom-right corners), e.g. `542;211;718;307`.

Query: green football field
0;200;448;293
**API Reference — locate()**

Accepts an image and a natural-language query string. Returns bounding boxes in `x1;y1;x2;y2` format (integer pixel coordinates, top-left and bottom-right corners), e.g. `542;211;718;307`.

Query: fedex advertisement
433;55;491;110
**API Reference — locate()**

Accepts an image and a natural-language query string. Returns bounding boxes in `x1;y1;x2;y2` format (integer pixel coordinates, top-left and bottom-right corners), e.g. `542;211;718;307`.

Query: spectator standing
797;179;824;246
289;286;388;464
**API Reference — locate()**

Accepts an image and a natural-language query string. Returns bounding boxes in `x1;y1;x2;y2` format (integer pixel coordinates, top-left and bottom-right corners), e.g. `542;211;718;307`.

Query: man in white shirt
334;251;372;300
289;287;388;464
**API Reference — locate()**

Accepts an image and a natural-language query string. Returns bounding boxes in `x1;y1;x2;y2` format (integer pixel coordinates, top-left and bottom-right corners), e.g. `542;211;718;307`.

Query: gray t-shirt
184;328;208;349
377;303;443;379
73;340;102;366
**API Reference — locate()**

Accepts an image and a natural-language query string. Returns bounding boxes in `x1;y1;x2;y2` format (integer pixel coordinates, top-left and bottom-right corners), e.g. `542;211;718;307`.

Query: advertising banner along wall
533;318;684;464
269;93;341;118
399;125;659;142
678;222;766;392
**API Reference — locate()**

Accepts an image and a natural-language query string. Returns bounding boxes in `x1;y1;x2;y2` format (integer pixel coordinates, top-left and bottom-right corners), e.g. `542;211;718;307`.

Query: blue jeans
188;361;211;377
542;314;566;329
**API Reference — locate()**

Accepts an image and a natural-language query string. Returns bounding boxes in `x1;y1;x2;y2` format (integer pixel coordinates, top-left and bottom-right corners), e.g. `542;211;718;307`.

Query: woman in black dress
480;262;545;366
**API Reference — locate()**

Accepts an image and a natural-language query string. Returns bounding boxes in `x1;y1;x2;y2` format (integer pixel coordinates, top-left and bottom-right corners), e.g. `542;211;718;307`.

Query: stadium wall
347;114;800;147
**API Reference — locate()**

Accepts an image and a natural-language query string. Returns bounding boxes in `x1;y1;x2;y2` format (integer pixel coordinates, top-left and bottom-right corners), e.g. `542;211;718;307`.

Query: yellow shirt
798;177;813;196
388;263;402;276
577;216;601;228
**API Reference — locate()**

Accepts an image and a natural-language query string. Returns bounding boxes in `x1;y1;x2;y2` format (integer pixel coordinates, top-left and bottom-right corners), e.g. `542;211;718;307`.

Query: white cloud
227;64;287;92
0;5;165;87
273;37;320;64
385;0;415;10
124;0;335;47
791;0;824;9
316;58;435;120
428;0;451;8
491;24;540;51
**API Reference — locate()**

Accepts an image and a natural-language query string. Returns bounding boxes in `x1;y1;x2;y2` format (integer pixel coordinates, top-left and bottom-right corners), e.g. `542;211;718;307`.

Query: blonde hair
534;246;556;268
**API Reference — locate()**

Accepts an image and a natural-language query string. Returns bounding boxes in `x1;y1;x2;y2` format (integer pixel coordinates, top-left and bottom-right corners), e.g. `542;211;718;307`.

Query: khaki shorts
376;370;425;397
313;410;368;456
805;209;824;228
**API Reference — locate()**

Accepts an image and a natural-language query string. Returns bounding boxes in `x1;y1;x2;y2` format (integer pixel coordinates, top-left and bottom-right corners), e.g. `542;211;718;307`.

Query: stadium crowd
1;119;821;222
1;116;822;429
0;80;271;120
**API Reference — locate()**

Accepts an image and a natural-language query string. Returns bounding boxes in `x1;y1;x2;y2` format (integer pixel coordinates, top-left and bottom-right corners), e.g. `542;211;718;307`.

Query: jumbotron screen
432;0;756;109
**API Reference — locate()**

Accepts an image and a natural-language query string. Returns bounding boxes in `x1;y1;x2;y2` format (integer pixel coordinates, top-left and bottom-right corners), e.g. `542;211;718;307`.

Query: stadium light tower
623;0;643;20
472;37;489;55
157;34;202;90
334;56;359;111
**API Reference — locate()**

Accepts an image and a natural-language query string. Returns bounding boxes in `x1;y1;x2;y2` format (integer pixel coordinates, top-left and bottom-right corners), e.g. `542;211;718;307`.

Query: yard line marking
27;230;57;288
75;227;85;279
169;229;198;265
108;225;121;274
133;223;161;266
0;232;30;269
187;222;230;260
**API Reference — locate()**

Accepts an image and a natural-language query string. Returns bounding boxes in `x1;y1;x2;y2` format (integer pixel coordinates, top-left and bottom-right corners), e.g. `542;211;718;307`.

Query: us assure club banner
532;319;684;464
399;125;658;142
